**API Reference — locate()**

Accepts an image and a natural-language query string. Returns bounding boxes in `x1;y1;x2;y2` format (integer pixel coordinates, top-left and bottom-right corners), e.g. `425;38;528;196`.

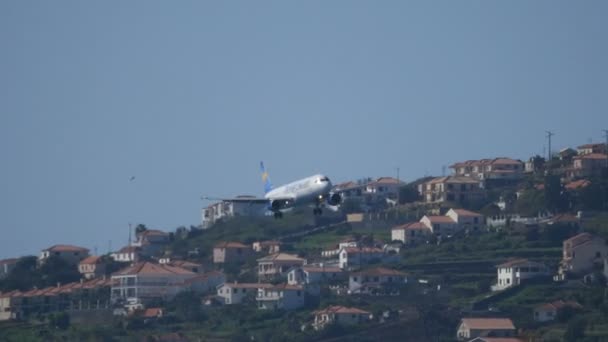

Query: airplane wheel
274;212;283;219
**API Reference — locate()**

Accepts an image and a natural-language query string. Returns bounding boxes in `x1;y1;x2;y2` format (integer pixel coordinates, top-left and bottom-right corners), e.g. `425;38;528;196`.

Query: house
217;282;272;305
418;176;485;204
364;177;403;203
533;300;582;322
78;256;107;279
258;253;306;280
348;267;408;295
165;260;203;273
213;241;252;264
569;153;608;178
493;259;549;291
0;258;18;279
446;208;485;233
0;277;114;321
256;283;305;310
312;305;371;330
110;262;199;306
133;229;170;257
333;177;403;209
181;271;226;294
391;222;431;246
557;233;607;279
252;240;281;254
321;237;360;257
111;246;141;263
201;197;267;228
577;143;607;155
338;247;385;269
456;318;516;340
39;245;90;265
420;215;459;236
450;158;524;182
287;265;346;285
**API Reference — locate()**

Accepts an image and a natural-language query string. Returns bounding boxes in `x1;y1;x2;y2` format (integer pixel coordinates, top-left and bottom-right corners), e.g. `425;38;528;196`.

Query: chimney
56;282;61;288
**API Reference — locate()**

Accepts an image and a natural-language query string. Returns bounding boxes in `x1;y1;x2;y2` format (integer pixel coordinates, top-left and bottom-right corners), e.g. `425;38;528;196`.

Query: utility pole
603;129;608;168
545;130;555;161
396;167;400;205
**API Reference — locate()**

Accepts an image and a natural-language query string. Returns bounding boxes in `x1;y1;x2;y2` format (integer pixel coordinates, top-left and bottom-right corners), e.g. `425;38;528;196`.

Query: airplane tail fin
260;161;273;194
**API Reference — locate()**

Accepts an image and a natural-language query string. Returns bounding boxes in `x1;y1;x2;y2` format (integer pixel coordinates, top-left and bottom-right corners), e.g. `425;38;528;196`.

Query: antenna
545;131;555;161
442;165;446;177
128;223;132;246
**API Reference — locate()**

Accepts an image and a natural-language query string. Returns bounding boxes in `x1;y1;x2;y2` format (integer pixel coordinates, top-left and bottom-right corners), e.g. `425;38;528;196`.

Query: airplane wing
201;196;269;204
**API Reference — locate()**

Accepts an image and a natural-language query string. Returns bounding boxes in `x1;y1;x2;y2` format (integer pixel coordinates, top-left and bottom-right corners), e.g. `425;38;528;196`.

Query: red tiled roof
565;179;591;190
268;283;303;291
537;300;582;311
214;241;249;249
314;305;371;315
575;153;608;160
0;258;18;265
116;246;140;254
578;143;605;149
392;222;429;231
257;253;305;262
352;267;407;277
424;215;456;224
113;262;195;276
342;247;383;254
142;307;163;318
79;256;102;265
43;244;89;253
565;233;600;248
368;177;402;186
451;209;483;217
461;318;515;330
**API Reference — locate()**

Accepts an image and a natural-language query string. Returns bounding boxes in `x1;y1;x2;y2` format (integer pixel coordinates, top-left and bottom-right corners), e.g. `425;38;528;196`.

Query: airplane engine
327;193;342;206
271;199;289;211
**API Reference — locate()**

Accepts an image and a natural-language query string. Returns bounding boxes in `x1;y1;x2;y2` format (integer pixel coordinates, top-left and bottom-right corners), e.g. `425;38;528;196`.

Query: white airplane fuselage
264;174;333;207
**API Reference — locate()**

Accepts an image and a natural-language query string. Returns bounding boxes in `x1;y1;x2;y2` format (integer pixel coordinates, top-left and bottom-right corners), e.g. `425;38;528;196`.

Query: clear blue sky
1;1;606;259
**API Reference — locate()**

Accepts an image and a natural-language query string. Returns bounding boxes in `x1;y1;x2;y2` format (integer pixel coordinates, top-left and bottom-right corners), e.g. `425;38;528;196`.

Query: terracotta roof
79;256;103;265
142;307;163;318
220;282;273;289
549;214;579;224
451;209;483;217
341;247;384;254
255;240;281;246
302;266;343;273
565;233;601;248
565;179;591;190
577;143;606;149
424;215;456;224
169;260;202;269
43;244;89;253
257;253;305;262
536;300;582;311
392;222;429;231
314;305;371;315
352;267;407;277
461;318;515;330
575;153;608;160
368;177;402;186
214;241;249;249
267;283;303;291
0;258;18;265
112;262;195;276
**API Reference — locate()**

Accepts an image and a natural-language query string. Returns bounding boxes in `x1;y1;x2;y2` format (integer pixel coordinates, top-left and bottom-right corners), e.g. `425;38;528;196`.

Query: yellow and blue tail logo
260;161;273;194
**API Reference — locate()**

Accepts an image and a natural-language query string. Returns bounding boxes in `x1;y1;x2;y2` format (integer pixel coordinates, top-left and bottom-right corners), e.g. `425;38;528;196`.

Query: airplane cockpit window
320;177;330;182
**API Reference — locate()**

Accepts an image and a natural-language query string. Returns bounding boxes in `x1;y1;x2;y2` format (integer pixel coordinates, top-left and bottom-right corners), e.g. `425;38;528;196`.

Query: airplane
205;162;342;219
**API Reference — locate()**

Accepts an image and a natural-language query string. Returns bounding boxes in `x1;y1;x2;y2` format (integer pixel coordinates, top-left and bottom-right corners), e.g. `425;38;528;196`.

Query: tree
340;198;362;214
169;291;206;322
399;185;421;204
135;224;148;234
544;175;569;213
515;190;545;217
564;316;586;342
49;312;70;330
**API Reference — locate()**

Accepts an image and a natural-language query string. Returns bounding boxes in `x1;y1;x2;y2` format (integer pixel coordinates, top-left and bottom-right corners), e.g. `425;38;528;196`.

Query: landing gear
313;208;323;216
273;211;283;219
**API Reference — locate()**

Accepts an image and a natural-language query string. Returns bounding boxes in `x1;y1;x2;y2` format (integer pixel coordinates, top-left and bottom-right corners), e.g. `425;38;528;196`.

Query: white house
493;259;549;291
110;262;198;306
202;197;267;228
78;256;106;280
339;247;385;269
0;259;18;279
446;209;485;233
217;282;272;305
39;245;90;266
348;267;408;295
391;222;431;245
111;246;141;263
256;284;305;310
456;318;516;340
420;215;459;236
257;253;306;279
312;305;371;330
557;233;607;279
287;265;346;285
